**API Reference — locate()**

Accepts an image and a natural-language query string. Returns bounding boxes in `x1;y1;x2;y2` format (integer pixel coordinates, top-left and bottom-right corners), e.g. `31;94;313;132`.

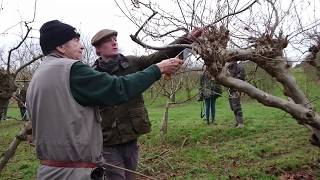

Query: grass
137;96;320;179
0;68;320;179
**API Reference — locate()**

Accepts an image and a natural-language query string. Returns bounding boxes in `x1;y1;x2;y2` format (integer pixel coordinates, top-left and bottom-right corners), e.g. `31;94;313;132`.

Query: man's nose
111;37;117;44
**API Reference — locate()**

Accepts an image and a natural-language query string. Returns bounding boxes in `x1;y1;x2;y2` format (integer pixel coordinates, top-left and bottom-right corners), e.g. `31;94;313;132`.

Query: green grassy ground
0;68;319;179
1;96;319;179
138;95;320;179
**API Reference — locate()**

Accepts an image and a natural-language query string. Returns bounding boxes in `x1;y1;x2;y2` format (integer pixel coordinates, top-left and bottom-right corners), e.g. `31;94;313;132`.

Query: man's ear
95;47;101;56
56;45;65;53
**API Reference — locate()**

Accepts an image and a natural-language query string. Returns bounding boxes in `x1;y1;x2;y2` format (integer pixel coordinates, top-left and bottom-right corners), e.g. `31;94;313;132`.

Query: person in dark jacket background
199;70;222;125
91;28;202;179
228;61;246;128
16;83;27;121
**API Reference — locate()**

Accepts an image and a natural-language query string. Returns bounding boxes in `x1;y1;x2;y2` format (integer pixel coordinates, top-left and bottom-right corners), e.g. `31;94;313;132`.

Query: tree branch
130;34;192;50
0;121;32;173
209;0;258;26
216;68;320;129
6;22;32;73
14;54;43;78
133;11;158;37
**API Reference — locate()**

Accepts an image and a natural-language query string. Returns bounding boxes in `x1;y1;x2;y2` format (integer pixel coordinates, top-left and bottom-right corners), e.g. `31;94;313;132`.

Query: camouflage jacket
228;62;245;81
228;62;246;93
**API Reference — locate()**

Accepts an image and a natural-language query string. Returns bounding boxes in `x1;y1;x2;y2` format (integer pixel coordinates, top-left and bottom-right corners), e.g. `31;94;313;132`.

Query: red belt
40;160;97;168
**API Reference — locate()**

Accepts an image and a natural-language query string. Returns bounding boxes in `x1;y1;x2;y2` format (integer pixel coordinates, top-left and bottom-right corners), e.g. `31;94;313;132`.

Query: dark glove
91;167;105;180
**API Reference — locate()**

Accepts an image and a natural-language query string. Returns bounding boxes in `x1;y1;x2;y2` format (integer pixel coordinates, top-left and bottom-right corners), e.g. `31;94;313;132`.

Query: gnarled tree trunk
0;71;17;121
194;26;320;147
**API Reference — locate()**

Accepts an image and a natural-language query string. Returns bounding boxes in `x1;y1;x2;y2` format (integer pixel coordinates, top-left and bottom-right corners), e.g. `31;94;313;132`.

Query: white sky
1;0;319;61
0;0;145;55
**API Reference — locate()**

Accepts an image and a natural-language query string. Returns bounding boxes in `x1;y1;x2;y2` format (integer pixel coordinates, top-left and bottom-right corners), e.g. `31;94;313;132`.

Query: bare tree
152;68;199;136
0;0;42;174
159;75;183;135
115;0;320;147
305;35;320;79
81;35;98;65
0;0;42;121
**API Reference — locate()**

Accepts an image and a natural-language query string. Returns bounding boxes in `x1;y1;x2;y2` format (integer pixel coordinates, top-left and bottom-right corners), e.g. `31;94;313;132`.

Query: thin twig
180;136;188;150
209;0;258;26
14;54;43;78
134;11;158;37
142;149;170;163
103;162;157;180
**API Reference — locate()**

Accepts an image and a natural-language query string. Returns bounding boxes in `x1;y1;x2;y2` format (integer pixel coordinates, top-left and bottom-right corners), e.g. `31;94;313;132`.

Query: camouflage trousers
228;91;243;125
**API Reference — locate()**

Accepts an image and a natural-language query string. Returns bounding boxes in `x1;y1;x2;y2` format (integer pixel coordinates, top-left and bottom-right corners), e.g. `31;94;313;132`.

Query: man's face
58;38;84;60
96;36;118;58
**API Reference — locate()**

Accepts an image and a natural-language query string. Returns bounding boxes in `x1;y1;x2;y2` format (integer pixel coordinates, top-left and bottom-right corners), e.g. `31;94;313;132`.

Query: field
0;68;320;179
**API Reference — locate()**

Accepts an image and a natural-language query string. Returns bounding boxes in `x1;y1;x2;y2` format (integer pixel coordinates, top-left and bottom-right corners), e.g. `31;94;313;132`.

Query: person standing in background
228;61;246;128
199;70;222;125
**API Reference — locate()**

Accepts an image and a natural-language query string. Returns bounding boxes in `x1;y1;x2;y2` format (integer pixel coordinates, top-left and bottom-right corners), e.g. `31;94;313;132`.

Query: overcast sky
0;0;145;55
1;0;319;61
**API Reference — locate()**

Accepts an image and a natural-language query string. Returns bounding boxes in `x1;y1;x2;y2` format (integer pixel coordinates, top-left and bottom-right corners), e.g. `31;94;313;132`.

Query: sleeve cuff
149;64;161;80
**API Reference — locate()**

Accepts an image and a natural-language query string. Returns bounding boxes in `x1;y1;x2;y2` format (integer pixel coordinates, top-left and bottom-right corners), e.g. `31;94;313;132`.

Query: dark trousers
19;107;27;121
103;140;139;180
204;96;217;122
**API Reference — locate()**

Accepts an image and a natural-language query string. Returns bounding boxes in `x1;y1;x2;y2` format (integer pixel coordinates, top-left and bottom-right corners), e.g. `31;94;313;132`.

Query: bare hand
156;58;183;75
187;27;206;40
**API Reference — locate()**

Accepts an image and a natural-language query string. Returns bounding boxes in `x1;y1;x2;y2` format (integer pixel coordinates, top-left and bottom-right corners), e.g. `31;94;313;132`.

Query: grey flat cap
91;29;118;46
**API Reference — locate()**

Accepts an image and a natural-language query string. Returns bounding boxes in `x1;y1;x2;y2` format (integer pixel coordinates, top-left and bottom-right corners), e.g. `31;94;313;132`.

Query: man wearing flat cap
26;20;183;180
91;28;203;180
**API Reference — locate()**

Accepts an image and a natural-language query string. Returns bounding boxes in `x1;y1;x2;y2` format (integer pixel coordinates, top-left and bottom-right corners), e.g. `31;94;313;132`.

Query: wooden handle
164;74;171;80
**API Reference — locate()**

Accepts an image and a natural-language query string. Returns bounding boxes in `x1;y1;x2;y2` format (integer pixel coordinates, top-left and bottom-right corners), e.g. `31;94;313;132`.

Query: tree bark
194;26;320;147
0;71;17;121
0;98;9;121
